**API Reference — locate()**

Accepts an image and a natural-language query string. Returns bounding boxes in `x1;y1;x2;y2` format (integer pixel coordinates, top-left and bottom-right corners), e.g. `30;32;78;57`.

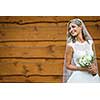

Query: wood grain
0;59;63;76
0;75;62;83
0;22;99;41
0;16;100;23
0;59;100;75
0;41;100;58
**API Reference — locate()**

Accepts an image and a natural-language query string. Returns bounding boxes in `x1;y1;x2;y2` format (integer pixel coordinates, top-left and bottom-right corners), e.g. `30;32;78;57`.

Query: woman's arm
66;45;89;72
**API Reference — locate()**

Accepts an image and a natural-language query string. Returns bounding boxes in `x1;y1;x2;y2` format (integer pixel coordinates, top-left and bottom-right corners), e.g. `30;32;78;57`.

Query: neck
76;32;85;43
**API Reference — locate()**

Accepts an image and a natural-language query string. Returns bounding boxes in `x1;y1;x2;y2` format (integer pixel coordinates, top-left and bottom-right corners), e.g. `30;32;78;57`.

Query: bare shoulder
66;44;74;53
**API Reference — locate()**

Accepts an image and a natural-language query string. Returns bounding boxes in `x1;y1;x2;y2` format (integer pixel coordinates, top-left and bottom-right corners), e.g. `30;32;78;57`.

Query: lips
71;31;76;34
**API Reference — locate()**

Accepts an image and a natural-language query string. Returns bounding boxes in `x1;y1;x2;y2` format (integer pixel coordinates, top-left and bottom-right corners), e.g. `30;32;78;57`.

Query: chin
71;34;78;37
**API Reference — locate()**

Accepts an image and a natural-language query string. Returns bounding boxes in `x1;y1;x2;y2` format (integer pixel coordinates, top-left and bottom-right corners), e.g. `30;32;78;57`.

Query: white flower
78;54;94;68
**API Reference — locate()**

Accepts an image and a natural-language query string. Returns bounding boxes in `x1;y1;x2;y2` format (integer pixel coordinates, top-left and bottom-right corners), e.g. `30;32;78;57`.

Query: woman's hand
88;63;98;75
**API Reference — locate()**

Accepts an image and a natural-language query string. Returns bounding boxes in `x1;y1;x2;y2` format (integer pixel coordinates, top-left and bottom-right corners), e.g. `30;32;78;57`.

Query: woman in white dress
63;18;100;83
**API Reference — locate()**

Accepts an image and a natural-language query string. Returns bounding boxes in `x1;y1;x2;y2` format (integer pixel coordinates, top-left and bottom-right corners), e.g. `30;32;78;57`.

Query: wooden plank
0;59;64;76
0;45;65;58
0;41;100;58
0;16;100;23
0;23;66;41
0;76;26;82
0;41;65;47
0;42;65;58
0;75;62;83
0;16;67;23
0;59;100;76
0;40;99;47
28;75;62;83
0;22;100;41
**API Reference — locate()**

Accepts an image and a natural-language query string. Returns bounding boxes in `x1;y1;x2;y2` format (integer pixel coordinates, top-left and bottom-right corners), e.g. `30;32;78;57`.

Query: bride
63;18;100;83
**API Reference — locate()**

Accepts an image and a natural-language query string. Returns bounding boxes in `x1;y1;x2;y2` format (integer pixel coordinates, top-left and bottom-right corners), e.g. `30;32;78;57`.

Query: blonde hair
67;18;92;43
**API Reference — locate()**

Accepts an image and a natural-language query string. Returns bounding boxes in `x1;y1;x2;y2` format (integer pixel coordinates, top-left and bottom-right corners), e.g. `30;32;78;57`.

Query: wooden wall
0;16;100;83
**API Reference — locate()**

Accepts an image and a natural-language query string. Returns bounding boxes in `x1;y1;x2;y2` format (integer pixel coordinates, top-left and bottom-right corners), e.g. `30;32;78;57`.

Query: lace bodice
68;40;94;67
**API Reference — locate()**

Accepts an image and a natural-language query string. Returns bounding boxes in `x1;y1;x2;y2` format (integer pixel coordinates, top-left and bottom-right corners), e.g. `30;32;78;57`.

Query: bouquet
77;54;97;76
77;54;94;68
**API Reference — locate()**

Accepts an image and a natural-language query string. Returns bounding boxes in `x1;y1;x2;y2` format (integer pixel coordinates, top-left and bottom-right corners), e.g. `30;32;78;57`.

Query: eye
72;25;76;28
68;27;71;31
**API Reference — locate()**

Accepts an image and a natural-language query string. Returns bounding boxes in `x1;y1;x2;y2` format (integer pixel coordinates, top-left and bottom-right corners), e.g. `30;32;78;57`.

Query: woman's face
68;23;82;37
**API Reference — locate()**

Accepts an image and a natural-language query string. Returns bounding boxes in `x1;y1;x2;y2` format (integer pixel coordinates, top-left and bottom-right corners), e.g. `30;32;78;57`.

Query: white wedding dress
67;40;100;83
